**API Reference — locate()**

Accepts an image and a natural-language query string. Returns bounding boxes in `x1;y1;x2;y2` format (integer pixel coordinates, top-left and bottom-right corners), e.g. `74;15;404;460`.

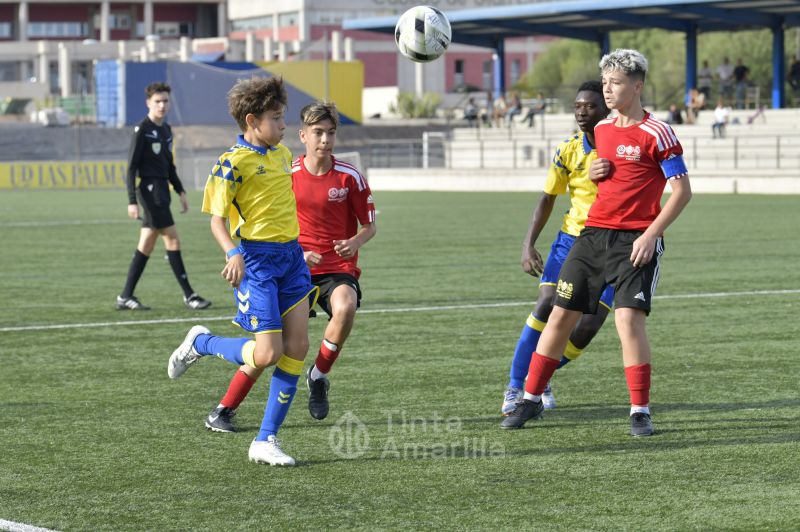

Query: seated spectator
711;98;730;138
665;103;683;125
492;94;507;128
504;92;522;126
522;92;547;127
463;97;479;127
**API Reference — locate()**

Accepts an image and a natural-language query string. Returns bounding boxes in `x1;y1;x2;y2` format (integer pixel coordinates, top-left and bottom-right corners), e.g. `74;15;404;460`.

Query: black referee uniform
127;116;184;229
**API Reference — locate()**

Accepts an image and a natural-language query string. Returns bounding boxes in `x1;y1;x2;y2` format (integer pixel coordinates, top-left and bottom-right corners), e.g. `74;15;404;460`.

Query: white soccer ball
394;5;452;63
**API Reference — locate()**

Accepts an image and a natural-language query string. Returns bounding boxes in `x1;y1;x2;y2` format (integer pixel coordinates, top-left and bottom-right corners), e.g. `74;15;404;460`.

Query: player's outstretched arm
630;177;693;267
521;193;557;277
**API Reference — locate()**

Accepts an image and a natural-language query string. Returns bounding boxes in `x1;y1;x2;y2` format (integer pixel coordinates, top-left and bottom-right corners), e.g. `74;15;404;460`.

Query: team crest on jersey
250;315;259;328
151;142;161;155
616;144;641;161
556;280;574;300
328;187;349;202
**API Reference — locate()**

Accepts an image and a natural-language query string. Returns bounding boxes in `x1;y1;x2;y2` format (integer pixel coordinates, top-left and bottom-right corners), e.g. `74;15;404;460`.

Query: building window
454;59;464;87
278;12;298;27
231;15;273;31
482;60;493;90
28;22;88;38
511;59;521;85
94;13;131;30
0;22;11;38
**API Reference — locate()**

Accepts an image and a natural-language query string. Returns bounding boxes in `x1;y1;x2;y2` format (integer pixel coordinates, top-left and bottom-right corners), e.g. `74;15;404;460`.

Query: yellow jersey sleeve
541;132;599;237
202;152;240;219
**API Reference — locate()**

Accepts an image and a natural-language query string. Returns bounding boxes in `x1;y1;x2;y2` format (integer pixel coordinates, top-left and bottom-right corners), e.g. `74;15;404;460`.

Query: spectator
711;98;730;138
788;57;800;94
665;103;683;125
492;93;507;128
505;92;523;126
522;92;547;127
482;90;494;127
685;88;705;125
733;58;750;109
463;97;479;127
716;57;734;101
698;60;713;102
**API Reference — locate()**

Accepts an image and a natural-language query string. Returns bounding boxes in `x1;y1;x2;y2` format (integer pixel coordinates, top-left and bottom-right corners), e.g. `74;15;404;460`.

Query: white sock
630;405;650;416
310;365;327;381
523;392;542;402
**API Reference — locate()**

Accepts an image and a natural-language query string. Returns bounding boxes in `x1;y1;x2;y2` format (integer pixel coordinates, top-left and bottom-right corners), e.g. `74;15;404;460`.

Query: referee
116;82;211;311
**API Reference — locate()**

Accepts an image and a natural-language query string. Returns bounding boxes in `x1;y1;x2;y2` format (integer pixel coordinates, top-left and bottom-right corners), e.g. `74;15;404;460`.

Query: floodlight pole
323;30;330;102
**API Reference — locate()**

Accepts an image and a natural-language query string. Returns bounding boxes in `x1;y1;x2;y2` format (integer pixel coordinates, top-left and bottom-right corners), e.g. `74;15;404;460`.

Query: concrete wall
365;168;800;194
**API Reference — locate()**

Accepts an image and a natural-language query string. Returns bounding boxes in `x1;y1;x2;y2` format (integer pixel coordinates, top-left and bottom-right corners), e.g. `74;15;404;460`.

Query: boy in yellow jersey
167;77;318;466
501;81;612;416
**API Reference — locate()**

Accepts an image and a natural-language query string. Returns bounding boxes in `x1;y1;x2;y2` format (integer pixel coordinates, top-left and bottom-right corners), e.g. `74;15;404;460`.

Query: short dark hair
577;80;603;96
300;101;339;129
227;77;287;132
145;82;170;98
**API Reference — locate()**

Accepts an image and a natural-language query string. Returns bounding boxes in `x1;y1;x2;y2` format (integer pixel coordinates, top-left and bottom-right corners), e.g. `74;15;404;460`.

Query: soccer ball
394;6;452;63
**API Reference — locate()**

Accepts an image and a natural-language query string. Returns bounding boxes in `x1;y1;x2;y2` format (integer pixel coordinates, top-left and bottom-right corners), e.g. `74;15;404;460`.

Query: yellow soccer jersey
202;136;299;242
543;131;598;237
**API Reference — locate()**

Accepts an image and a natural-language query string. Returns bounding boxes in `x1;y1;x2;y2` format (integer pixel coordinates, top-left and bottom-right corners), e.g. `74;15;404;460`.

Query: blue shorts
232;240;318;334
541;231;614;310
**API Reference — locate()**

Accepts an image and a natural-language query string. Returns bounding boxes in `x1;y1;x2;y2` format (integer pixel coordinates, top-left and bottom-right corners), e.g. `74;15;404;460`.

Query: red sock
624;363;651;406
524;353;561;395
219;370;257;409
314;339;340;374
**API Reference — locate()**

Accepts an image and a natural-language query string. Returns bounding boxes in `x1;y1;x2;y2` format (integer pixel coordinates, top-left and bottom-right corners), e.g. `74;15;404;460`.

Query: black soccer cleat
630;412;654;437
116;295;150;310
205;406;237;433
306;367;330;420
500;399;544;430
184;293;212;310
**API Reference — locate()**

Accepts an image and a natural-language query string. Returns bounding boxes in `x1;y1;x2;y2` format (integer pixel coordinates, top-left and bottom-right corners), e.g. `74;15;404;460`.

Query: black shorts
311;273;362;318
554;227;665;315
137;178;174;229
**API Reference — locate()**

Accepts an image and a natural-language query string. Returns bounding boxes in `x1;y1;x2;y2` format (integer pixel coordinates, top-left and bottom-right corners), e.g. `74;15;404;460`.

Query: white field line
0;289;798;334
2;219;129;228
0;518;60;532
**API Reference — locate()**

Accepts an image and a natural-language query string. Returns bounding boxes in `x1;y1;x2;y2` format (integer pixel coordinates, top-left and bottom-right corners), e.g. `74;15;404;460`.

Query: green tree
517;28;795;109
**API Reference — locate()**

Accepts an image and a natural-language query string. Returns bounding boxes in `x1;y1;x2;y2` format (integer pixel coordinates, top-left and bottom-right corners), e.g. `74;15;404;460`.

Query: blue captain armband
660;154;688;179
226;248;241;259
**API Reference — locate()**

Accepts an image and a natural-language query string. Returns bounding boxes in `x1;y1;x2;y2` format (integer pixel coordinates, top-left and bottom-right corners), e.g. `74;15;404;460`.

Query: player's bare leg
615;307;654;436
308;284;358;420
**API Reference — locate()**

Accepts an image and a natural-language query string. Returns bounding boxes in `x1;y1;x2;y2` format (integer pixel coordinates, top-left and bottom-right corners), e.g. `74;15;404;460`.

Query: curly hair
599;49;648;82
227;77;287;131
300;101;339;129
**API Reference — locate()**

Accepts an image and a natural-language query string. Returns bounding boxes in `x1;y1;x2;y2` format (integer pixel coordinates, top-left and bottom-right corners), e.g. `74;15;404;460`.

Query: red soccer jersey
588;112;688;231
292;155;376;278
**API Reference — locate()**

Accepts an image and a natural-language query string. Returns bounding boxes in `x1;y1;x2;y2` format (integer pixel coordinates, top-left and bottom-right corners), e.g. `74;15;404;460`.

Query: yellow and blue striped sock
194;334;252;366
558;340;584;368
257;355;303;440
508;313;546;388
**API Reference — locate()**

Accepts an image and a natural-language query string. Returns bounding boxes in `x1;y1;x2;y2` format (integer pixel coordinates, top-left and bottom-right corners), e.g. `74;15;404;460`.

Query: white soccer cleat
542;382;557;410
167;325;210;379
248;436;296;466
501;386;524;416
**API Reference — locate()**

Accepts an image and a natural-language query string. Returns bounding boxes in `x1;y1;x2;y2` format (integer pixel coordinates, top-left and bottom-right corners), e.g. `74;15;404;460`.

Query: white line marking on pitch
1;219;129;228
0;518;60;532
0;289;798;333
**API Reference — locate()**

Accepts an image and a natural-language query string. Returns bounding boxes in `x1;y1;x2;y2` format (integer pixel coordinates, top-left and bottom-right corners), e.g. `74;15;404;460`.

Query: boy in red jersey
502;49;692;436
204;101;377;432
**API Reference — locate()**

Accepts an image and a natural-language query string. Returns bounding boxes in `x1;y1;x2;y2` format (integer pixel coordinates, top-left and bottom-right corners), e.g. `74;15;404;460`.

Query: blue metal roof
343;0;800;48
